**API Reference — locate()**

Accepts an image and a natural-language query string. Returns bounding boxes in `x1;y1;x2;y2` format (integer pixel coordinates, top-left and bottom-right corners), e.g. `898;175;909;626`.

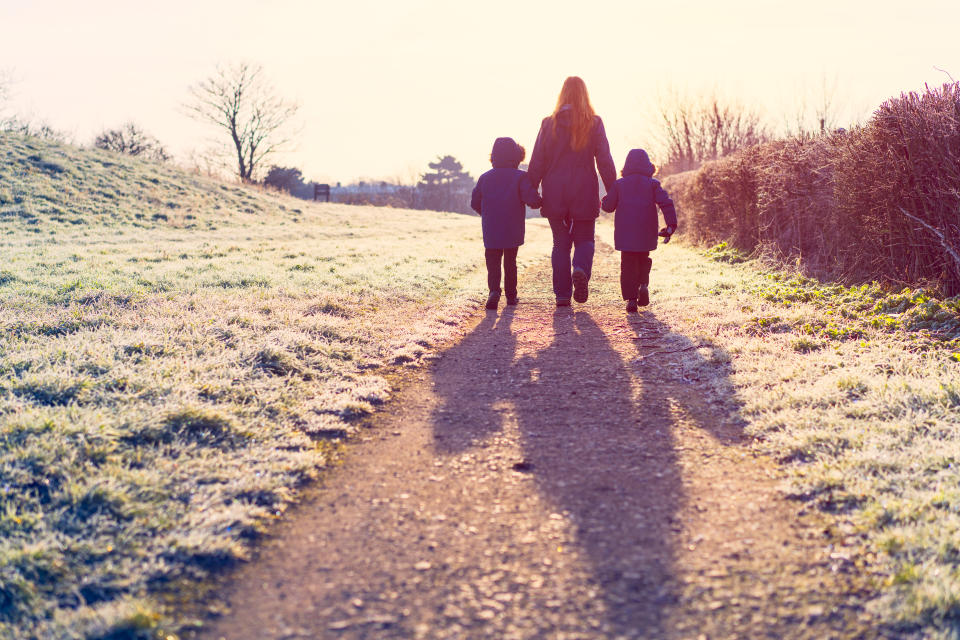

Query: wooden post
314;183;330;202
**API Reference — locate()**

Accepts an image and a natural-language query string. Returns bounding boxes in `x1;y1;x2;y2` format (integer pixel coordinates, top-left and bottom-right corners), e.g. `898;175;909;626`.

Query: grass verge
0;132;551;639
624;230;960;635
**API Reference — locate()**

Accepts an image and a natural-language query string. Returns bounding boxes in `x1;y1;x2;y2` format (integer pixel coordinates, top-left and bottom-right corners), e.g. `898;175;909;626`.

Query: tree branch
899;207;960;277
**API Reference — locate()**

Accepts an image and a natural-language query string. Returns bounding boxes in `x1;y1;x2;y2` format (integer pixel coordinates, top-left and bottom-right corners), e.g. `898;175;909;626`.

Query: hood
491;137;524;168
555;104;573;128
622;149;655;177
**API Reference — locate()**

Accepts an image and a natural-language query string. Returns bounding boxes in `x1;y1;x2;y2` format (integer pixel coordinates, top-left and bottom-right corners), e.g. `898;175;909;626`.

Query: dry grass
664;82;960;295
0;132;551;639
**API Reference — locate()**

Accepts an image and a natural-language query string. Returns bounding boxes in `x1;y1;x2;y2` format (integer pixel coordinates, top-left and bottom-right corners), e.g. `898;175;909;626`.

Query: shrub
665;82;960;295
263;166;305;193
93;123;170;163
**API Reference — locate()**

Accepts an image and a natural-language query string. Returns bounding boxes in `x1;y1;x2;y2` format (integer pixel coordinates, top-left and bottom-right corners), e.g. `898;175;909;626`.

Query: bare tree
0;70;68;141
0;68;15;127
1;115;69;141
0;69;10;113
653;87;769;176
785;74;846;137
187;62;299;182
94;122;170;162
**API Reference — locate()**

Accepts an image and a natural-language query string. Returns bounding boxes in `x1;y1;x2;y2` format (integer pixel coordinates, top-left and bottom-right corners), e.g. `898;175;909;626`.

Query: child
601;149;677;312
470;137;543;310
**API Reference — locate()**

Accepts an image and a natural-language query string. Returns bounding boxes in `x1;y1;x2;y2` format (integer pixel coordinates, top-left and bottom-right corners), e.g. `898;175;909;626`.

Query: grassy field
7;130;960;638
618;229;960;636
0;132;552;639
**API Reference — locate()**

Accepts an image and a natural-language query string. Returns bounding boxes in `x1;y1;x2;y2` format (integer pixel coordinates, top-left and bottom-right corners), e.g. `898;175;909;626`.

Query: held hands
658;226;676;243
600;194;615;213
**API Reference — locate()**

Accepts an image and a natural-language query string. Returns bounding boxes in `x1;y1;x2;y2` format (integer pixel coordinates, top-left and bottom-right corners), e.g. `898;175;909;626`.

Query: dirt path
193;245;880;640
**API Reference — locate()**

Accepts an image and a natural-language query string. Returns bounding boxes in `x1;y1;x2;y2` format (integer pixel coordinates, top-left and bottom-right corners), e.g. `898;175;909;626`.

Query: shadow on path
193;265;877;639
432;303;744;637
433;307;515;456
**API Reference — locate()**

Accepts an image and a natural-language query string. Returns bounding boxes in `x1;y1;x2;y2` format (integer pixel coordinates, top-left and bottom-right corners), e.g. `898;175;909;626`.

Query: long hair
552;76;596;151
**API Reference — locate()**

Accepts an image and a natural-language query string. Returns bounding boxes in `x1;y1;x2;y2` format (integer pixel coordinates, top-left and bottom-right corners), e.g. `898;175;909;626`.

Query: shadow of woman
426;302;790;638
509;308;690;636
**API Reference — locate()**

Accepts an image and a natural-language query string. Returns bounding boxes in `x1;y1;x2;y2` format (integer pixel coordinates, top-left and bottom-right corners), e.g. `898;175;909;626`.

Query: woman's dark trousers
548;218;595;299
485;247;518;298
620;251;652;300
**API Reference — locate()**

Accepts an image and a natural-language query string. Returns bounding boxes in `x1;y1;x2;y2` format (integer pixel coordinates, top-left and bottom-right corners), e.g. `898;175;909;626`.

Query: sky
1;0;959;184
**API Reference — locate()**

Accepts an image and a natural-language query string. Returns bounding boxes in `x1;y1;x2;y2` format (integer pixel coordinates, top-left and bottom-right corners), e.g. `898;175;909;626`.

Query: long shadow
432;301;746;637
432;307;516;455
511;309;688;635
626;310;744;446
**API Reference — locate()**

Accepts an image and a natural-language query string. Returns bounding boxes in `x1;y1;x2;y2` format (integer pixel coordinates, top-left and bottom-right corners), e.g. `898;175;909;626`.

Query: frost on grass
0;131;500;640
647;241;960;633
126;407;239;447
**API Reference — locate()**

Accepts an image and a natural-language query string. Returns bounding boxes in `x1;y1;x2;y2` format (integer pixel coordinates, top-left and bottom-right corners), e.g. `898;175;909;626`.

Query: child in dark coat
601;149;677;312
471;137;542;310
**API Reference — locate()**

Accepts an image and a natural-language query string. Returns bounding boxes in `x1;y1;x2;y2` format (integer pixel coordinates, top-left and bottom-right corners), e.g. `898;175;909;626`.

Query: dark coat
601;149;678;252
470;138;542;249
527;105;617;221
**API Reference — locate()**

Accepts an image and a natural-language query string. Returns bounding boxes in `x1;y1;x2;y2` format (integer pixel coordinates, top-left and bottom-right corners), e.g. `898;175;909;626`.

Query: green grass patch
704;241;749;264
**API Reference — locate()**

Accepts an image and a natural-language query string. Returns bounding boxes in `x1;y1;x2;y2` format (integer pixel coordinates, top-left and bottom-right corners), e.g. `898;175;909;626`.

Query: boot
638;257;652;306
638;286;649;307
572;267;589;303
626;299;638;313
485;291;500;310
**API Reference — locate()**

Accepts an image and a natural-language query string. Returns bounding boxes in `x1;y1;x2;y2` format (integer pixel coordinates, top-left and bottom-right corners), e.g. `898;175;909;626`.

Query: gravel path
193;247;880;640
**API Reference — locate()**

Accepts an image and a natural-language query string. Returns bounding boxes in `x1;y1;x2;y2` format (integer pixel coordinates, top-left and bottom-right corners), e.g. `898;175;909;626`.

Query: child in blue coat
601;149;677;312
471;137;542;310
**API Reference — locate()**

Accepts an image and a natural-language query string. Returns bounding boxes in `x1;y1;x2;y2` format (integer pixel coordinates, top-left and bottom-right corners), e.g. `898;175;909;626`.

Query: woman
528;76;617;306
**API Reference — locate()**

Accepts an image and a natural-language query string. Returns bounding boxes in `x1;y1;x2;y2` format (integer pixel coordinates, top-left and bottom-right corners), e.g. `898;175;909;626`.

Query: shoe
485;292;500;310
556;297;571;307
626;299;638;313
638;286;649;307
506;296;518;306
572;268;589;303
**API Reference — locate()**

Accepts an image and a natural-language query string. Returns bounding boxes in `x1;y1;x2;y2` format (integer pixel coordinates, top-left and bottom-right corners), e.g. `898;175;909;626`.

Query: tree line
262;155;474;214
2;62;857;213
2;62;476;214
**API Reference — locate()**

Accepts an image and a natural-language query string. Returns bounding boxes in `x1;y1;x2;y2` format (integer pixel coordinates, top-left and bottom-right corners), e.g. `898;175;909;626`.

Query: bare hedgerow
665;82;960;295
652;87;771;176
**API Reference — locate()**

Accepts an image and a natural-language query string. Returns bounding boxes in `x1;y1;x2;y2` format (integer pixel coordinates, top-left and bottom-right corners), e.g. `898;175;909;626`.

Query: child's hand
600;194;615;213
658;226;675;243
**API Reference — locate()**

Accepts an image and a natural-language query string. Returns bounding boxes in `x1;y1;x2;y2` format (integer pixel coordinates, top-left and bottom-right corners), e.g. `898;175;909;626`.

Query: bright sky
2;0;958;184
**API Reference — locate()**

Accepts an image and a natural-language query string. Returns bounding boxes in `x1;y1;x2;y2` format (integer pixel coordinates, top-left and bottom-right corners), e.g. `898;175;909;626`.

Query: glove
658;226;675;243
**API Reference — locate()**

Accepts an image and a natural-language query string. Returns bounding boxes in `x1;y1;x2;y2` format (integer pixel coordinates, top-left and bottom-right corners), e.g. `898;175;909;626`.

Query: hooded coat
470;137;542;249
601;149;678;252
527;105;617;221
